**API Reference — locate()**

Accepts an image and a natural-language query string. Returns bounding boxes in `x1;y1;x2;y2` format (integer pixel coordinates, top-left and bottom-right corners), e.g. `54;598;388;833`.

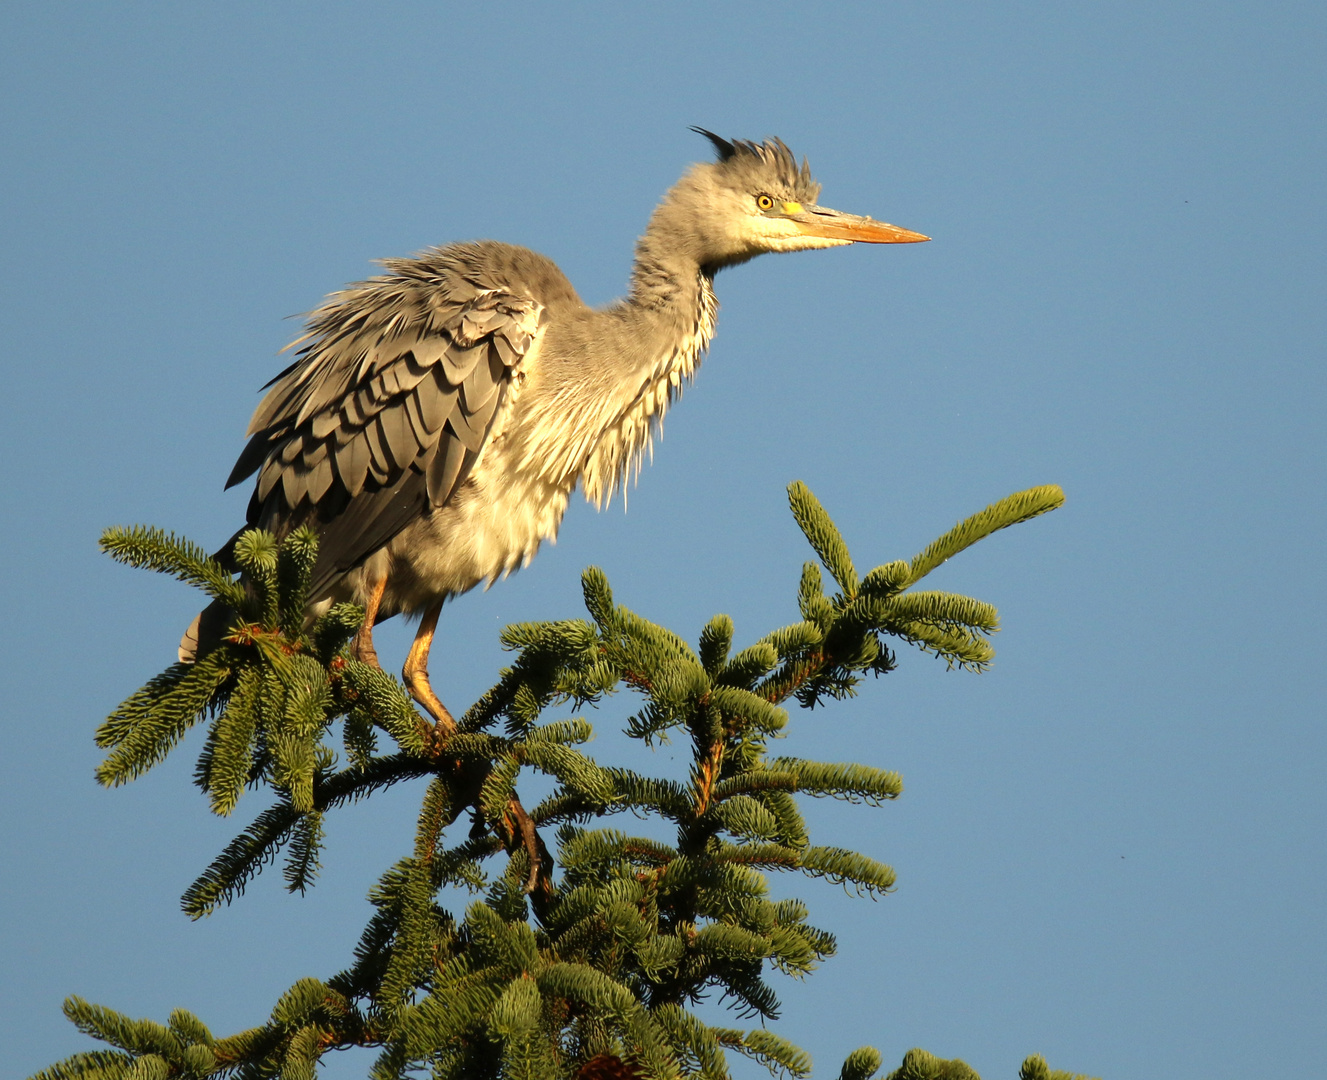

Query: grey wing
228;273;544;599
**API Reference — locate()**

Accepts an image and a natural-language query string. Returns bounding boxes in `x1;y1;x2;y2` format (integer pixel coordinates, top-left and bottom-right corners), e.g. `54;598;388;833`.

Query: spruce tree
33;482;1096;1080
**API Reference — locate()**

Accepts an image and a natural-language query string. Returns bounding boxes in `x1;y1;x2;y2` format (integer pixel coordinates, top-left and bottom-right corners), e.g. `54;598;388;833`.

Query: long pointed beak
790;205;930;244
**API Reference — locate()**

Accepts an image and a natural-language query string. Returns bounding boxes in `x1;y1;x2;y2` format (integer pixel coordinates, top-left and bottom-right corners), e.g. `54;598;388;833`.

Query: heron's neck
622;217;719;379
557;224;718;510
628;199;718;312
625;224;719;384
629;248;708;311
620;213;720;405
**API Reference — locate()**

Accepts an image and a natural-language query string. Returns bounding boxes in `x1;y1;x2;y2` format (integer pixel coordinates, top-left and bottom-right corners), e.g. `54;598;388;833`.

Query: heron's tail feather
177;530;250;663
179;599;233;663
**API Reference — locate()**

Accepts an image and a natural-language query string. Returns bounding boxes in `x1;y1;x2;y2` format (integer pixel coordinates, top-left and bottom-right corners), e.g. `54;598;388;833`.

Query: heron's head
645;130;929;273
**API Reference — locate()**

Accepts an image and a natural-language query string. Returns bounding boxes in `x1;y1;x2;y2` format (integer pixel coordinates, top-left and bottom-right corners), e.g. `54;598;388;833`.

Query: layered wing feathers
228;253;545;593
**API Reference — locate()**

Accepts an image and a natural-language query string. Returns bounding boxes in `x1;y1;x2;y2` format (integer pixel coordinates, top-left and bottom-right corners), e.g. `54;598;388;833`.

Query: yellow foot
403;600;456;738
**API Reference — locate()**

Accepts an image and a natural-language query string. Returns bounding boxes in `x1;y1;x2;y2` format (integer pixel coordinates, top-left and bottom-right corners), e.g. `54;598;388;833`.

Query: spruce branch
734;1028;813;1080
94;652;234;787
27;1048;136;1080
181;800;301;918
99;525;247;610
765;758;904;805
698;615;734;675
45;483;1089;1079
1018;1054;1100;1080
885;1048;981;1080
906;485;1065;587
798;847;897;897
839;1047;883;1080
787;482;859;597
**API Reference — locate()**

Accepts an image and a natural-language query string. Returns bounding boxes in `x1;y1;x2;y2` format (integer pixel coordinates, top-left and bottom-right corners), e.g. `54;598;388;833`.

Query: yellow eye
756;194;775;211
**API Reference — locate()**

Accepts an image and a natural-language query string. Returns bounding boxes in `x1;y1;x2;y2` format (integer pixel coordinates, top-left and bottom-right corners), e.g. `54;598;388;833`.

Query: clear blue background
2;4;1323;1078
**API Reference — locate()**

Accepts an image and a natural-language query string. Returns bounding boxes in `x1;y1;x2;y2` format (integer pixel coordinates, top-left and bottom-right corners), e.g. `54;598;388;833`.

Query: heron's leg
352;575;388;668
402;605;547;902
403;599;456;736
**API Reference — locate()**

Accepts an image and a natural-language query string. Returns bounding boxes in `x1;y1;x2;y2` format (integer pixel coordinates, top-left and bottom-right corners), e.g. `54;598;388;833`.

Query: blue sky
2;3;1323;1078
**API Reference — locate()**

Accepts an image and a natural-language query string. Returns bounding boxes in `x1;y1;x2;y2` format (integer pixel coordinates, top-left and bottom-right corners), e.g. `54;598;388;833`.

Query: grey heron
184;130;928;732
